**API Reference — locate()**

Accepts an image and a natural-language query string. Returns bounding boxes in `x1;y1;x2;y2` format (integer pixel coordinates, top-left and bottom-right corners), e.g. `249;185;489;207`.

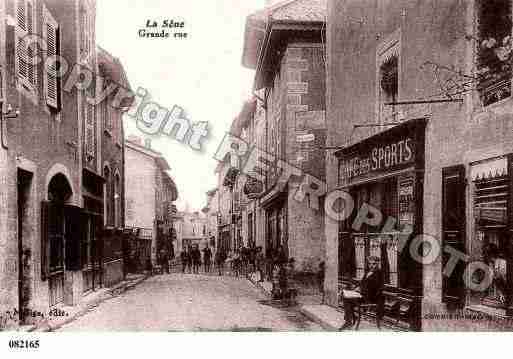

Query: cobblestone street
57;274;323;331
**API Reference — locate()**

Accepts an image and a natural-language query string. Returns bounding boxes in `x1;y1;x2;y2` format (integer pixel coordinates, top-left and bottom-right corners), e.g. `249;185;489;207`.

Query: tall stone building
241;0;327;272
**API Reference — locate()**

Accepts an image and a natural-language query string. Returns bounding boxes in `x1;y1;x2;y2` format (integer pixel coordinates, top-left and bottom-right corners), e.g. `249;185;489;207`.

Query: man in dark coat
192;245;201;274
339;256;384;330
203;245;212;273
180;248;189;273
215;249;226;276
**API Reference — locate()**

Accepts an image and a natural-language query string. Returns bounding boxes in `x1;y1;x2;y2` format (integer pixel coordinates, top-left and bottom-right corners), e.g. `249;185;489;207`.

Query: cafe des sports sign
336;119;426;185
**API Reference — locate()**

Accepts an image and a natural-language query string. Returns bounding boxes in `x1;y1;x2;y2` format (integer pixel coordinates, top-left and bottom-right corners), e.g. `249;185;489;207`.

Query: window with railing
476;0;512;106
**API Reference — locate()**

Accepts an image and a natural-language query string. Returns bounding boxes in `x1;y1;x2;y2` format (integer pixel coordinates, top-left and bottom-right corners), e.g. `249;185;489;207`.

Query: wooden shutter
15;0;31;90
442;165;466;305
41;201;50;281
85;103;95;156
17;0;26;31
26;0;36;87
64;205;82;271
43;5;59;108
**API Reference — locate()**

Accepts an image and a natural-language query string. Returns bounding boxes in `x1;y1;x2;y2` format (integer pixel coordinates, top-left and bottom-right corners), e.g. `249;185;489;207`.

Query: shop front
335;118;427;329
450;154;513;316
260;181;288;258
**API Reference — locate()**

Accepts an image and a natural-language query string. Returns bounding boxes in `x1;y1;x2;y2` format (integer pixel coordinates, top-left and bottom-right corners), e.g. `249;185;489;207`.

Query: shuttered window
43;5;60;109
85;103;96;162
16;0;36;91
80;6;91;60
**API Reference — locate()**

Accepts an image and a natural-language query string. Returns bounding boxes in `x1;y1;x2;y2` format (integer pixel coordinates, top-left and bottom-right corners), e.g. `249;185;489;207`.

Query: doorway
17;169;33;323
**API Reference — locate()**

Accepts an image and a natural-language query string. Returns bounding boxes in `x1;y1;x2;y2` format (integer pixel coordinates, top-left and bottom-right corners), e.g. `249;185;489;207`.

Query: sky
96;0;266;212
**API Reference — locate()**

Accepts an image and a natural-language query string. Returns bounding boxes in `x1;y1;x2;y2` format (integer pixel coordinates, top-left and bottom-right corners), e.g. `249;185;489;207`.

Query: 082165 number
8;339;40;349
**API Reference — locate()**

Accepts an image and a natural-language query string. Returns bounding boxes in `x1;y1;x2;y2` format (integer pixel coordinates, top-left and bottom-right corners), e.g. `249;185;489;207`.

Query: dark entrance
43;173;73;307
17;169;33;323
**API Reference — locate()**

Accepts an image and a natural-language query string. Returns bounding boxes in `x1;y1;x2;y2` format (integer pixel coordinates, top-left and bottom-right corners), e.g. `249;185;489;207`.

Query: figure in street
203;245;212;273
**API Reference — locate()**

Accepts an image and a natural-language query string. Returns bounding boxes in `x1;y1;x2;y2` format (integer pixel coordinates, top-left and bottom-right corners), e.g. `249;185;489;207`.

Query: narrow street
57;274;322;331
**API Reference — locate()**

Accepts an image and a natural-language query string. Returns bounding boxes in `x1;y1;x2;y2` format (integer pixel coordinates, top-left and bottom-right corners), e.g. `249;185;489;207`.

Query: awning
470;156;508;181
260;179;288;208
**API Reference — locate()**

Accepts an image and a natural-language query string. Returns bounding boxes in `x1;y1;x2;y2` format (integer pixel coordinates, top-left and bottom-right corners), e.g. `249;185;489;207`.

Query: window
80;6;91;60
102;79;112;130
471;157;509;307
16;0;37;92
103;166;113;226
376;30;401;127
84;103;96;163
379;56;398;119
476;0;512;106
114;173;121;228
43;5;60;109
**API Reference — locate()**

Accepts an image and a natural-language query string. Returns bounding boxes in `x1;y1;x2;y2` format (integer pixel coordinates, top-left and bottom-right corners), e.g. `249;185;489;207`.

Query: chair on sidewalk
340;286;382;331
355;302;381;330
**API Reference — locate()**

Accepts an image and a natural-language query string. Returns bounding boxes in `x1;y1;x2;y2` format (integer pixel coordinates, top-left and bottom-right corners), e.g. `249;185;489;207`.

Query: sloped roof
97;46;132;92
242;0;326;69
271;0;326;22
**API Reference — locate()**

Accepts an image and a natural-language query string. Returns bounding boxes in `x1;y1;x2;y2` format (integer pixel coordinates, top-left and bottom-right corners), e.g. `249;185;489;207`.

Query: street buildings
173;211;208;252
202;188;219;252
0;0;137;326
124;136;178;270
324;0;513;330
239;0;327;272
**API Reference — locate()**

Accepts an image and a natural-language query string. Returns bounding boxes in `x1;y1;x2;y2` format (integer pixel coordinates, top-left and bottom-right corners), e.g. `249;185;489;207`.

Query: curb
298;306;339;331
29;275;149;332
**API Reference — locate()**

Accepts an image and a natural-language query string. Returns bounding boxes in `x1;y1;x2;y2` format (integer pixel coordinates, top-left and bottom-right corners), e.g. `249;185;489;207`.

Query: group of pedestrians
180;244;213;274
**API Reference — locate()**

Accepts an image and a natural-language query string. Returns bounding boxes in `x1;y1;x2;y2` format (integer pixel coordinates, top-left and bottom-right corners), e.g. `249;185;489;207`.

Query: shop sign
340;137;415;182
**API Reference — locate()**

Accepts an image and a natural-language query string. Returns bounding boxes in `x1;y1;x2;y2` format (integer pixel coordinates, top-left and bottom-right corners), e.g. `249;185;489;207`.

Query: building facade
241;0;327;272
0;0;133;328
202;188;219;252
325;0;513;330
124;137;178;269
174;211;208;252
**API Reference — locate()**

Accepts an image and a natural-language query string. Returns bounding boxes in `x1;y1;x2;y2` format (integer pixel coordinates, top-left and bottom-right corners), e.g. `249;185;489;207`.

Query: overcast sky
96;0;265;212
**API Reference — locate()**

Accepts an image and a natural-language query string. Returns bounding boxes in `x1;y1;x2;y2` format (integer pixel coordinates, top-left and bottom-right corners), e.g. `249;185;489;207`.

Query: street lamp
1;101;20;149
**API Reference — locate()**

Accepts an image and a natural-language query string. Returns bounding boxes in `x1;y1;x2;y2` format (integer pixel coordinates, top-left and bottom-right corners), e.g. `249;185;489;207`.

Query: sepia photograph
1;0;513;355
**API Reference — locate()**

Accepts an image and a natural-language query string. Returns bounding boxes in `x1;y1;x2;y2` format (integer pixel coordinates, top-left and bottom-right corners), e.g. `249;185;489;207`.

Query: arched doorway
43;173;73;307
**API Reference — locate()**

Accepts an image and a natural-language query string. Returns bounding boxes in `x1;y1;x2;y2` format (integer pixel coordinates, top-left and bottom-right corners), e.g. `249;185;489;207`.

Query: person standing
265;247;273;281
186;246;193;273
160;248;170;274
203;245;212;273
255;247;265;282
192;245;201;274
180;249;189;273
216;249;226;276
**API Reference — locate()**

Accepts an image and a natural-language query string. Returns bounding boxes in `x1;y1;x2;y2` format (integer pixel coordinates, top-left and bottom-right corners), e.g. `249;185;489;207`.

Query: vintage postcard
1;0;513;353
